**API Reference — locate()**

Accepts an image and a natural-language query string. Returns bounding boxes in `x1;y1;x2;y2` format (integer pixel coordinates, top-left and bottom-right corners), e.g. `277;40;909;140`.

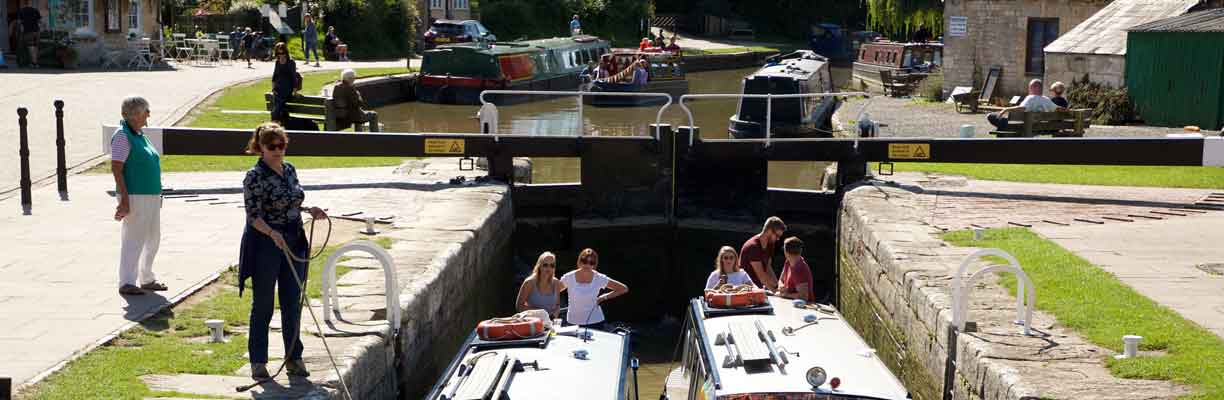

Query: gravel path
837;96;1191;138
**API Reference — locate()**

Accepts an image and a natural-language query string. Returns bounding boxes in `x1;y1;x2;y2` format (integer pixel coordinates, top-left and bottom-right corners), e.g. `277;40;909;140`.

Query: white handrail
322;241;401;334
677;91;873;147
478;90;674;140
951;248;1036;336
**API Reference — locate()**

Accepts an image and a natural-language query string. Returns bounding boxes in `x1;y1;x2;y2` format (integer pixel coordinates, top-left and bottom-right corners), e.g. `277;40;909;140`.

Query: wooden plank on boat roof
454;353;508;400
729;321;770;362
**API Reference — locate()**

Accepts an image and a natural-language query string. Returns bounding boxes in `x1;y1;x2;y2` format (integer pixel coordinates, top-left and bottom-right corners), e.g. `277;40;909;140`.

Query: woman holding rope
238;122;328;380
559;248;628;330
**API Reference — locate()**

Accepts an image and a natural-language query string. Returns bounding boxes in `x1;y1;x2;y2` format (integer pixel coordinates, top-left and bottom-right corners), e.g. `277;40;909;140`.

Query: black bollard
1;376;10;400
55;99;68;201
18;107;32;215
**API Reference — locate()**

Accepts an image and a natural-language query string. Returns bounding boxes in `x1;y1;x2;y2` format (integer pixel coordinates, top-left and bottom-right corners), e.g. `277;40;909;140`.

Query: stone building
941;0;1104;99
1044;0;1219;89
3;0;161;64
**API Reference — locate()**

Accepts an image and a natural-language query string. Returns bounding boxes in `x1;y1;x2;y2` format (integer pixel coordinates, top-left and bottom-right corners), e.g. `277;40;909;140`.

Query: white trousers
118;194;161;287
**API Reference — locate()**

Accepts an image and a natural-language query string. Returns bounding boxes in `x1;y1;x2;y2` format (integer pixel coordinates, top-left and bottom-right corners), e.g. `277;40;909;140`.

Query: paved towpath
0;58;415;196
0;164;463;391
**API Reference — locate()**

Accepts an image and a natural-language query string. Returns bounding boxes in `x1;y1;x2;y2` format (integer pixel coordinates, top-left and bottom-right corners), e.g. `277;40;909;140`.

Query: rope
481;312;544;340
707;283;757;294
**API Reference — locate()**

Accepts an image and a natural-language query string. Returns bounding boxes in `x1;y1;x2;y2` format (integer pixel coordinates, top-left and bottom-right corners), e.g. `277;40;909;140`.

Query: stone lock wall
942;0;1103;99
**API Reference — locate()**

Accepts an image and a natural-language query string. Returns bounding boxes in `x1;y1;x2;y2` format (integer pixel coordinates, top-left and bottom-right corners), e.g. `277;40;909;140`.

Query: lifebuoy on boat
704;284;768;308
476;313;546;341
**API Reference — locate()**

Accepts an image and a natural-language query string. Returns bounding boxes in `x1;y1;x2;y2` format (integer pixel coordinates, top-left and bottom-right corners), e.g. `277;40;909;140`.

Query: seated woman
559;248;628;329
515;251;561;318
705;246;754;289
776;237;814;303
332;69;373;130
325;26;348;61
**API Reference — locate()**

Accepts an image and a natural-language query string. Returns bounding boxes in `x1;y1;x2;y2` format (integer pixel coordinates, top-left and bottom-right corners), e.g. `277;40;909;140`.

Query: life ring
476;313;546;341
704;284;768;309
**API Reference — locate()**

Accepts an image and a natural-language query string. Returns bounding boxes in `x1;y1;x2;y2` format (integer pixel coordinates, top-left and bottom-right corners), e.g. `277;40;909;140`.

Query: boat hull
728;96;840;139
582;79;689;107
417;74;586;105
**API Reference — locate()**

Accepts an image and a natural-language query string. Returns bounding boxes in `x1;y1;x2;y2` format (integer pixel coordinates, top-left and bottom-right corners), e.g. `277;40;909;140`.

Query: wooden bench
263;93;380;131
989;109;1092;137
879;70;915;97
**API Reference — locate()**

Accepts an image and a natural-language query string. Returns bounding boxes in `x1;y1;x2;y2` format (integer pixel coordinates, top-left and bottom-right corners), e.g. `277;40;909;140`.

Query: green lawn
880;163;1224;189
945;228;1224;399
20;237;391;400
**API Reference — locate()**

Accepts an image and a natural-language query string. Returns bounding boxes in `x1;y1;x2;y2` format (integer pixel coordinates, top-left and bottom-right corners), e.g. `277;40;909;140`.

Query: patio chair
172;33;193;63
127;39;153;70
217;39;234;65
101;43;126;69
195;40;218;66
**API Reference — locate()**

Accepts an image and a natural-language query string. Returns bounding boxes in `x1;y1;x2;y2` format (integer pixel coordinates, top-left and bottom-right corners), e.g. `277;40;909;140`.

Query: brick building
3;0;161;64
416;0;472;34
941;0;1104;99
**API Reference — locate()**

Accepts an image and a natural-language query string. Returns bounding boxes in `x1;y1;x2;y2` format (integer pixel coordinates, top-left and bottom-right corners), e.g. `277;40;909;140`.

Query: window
106;0;120;32
1026;18;1059;76
128;0;140;33
430;0;442;9
452;0;468;9
74;0;92;31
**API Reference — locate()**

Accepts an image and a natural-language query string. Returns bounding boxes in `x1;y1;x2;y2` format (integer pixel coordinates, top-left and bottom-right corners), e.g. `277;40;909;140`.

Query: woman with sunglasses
704;246;754;290
516;251;561;318
558;248;629;329
270;42;297;123
238;122;328;380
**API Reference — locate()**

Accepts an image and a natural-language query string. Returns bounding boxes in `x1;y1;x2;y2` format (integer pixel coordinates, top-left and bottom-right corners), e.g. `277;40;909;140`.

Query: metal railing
677;91;873;146
477;90;674;140
321;241;402;335
952;248;1035;336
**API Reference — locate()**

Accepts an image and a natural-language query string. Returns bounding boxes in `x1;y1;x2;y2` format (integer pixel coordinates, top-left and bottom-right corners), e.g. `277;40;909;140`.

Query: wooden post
55;99;68;201
17;107;32;215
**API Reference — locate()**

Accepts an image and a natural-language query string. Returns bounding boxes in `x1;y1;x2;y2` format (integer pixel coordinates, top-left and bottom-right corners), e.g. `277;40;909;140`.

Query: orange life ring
704;286;768;309
476;315;546;341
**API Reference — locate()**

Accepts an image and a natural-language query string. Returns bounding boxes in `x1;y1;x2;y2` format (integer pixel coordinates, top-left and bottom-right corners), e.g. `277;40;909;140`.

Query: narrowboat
661;296;911;400
582;49;689;107
852;40;942;93
426;320;639;400
728;50;840;139
417;35;611;105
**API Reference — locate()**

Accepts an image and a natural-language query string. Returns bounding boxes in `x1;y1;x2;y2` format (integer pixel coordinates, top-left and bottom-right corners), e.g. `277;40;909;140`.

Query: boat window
873;51;879;62
933;49;943;65
902;49;913;67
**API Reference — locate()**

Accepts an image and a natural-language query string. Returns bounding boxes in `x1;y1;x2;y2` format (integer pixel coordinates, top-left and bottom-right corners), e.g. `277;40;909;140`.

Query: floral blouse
242;159;304;226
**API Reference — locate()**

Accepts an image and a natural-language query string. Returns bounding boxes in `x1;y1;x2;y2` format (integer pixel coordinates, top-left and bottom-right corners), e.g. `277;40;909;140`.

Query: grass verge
944;228;1224;399
877;162;1224;190
20;237;393;400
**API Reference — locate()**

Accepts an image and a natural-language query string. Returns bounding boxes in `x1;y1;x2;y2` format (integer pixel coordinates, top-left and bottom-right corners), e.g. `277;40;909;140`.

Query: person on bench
986;79;1061;131
332;69;373;130
1049;81;1069;108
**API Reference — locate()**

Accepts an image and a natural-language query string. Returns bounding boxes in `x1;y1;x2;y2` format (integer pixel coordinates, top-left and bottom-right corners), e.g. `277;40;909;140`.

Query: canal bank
837;182;1188;400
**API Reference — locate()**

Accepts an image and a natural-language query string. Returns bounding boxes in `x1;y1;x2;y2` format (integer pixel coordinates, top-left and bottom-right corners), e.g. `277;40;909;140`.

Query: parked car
423;20;496;49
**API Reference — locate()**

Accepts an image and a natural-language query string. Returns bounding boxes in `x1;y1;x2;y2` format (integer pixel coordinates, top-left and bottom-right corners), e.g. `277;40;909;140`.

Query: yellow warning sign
888;143;930;160
424;138;465;155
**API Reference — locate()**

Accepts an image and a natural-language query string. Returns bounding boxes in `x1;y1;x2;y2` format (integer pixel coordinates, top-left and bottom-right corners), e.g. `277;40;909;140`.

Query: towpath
0;58;418;197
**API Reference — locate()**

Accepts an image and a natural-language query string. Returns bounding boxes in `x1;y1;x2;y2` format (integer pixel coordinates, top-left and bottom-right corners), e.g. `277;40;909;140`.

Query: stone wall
838;182;1184;400
1044;53;1125;89
942;0;1103;99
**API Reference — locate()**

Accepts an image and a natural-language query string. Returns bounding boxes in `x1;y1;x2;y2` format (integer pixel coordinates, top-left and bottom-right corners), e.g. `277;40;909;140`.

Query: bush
320;0;416;59
1067;73;1135;125
480;0;652;47
917;70;943;101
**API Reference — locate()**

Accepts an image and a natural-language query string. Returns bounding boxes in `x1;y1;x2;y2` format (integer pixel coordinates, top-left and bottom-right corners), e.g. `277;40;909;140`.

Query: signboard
888;143;930;160
425;138;466;155
948;16;968;37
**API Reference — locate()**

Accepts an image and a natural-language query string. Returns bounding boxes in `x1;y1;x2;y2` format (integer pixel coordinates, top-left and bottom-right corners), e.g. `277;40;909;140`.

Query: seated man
987;79;1061;130
332;69;374;130
776;237;814;303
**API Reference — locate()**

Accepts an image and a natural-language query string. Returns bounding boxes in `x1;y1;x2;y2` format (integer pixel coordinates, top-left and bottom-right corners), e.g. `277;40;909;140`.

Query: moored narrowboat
852;40;942;93
728;50;840;139
661;296;911;400
582;49;690;107
417;35;611;105
426;317;639;400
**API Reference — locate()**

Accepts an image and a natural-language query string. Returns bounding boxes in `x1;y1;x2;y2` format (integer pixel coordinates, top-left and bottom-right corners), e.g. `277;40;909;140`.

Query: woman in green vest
110;96;165;296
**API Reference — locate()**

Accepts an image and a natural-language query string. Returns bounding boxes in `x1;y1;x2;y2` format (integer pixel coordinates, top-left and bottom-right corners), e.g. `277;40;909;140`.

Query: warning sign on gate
425;139;465;155
888;143;930;160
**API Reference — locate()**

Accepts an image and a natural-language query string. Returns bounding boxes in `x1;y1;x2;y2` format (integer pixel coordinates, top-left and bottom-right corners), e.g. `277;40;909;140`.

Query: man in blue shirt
570;15;581;36
303;15;320;67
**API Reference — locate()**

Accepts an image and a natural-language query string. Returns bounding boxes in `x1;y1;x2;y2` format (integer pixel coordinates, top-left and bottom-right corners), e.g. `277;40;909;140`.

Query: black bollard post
1;376;10;400
55;99;68;201
18;107;32;215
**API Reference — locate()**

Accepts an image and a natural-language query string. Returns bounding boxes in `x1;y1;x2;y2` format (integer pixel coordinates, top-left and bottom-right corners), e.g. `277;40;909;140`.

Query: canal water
376;67;858;190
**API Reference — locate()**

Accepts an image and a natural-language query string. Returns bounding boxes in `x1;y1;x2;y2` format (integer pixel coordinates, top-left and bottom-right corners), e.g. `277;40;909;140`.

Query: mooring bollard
55;99;68;201
18;107;32;215
1;375;11;400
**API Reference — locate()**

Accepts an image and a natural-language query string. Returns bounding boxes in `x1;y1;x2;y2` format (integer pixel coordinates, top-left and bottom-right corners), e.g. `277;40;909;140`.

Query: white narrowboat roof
697;296;910;399
430;326;630;400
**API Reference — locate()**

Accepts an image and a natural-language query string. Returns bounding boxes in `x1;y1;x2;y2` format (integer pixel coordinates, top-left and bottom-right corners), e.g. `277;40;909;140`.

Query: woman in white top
704;246;755;290
559;248;629;328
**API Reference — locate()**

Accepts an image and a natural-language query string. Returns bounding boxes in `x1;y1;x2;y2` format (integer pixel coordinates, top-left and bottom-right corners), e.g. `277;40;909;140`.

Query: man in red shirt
739;217;786;290
778;237;814;302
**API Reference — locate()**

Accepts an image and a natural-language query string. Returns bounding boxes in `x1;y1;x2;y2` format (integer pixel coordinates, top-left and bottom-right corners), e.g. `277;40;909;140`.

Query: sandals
140;281;168;291
118;284;144;296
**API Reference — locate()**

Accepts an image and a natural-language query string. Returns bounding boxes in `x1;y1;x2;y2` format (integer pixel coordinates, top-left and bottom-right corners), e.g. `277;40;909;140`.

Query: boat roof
430;35;609;56
692;296;910;399
427;326;630;400
751;52;829;80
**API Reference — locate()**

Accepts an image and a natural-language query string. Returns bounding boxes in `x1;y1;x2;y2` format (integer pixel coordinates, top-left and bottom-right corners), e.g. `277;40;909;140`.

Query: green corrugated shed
1126;9;1224;130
